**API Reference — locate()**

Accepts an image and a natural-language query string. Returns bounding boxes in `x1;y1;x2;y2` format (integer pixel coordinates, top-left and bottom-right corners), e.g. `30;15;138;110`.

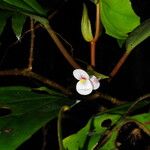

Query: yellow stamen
79;79;86;84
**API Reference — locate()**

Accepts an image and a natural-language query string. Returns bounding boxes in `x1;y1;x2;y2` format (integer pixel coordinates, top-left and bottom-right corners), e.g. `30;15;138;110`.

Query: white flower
73;69;100;95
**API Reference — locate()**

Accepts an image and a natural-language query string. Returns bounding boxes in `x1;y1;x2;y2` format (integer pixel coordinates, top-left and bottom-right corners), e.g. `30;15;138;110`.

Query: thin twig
57;106;70;150
43;23;81;69
25;71;72;95
125;94;150;117
55;32;74;56
87;91;125;105
41;125;48;150
11;10;58;47
27;19;35;70
0;69;72;96
48;10;59;20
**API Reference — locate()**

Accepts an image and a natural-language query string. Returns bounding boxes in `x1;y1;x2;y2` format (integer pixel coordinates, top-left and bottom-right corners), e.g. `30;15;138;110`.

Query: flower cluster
73;69;100;95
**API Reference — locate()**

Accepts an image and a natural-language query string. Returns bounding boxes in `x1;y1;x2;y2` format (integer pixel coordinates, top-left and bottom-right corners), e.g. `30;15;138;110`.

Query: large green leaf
126;18;150;53
63;110;122;150
0;0;12;8
0;0;48;33
64;114;121;150
0;0;46;38
12;14;26;39
100;0;140;40
63;98;150;150
131;113;150;130
0;9;26;39
0;86;74;150
1;0;47;17
100;113;150;150
2;0;36;13
23;0;46;16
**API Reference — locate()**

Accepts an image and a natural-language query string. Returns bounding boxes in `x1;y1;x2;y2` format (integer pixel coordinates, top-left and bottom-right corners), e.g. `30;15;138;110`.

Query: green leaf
100;113;150;150
63;101;128;150
81;4;93;42
32;86;64;97
0;10;11;35
64;117;94;150
130;113;150;131
2;0;47;17
63;98;150;150
0;0;12;7
126;18;150;53
100;0;140;40
12;14;26;39
23;0;46;16
0;86;74;150
1;0;48;27
64;114;121;150
2;0;35;13
0;2;48;34
87;66;109;79
100;129;118;150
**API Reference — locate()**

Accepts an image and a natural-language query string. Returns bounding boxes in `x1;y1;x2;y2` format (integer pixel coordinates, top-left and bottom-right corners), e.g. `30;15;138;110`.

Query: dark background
0;0;149;149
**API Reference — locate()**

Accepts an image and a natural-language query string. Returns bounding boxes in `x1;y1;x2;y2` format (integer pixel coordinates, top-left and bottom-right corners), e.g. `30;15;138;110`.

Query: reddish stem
90;42;96;67
109;52;130;80
90;4;100;67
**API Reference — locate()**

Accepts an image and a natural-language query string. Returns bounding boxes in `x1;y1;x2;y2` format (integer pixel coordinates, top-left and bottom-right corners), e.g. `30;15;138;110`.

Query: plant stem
125;94;150;116
109;51;130;80
0;69;72;95
87;91;124;105
27;19;35;70
21;10;58;39
41;125;48;150
90;3;100;67
90;41;96;67
93;4;100;42
43;23;81;69
57;106;70;150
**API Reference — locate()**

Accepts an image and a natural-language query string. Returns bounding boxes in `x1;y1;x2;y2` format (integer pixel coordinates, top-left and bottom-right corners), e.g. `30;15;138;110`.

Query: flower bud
81;4;93;42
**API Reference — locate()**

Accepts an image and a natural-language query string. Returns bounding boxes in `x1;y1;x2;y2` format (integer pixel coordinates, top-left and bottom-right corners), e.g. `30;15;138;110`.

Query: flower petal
90;75;100;90
76;80;93;95
73;69;89;80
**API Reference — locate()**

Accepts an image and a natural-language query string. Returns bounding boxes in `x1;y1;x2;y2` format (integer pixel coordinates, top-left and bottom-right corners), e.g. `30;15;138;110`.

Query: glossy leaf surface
63;98;150;150
100;0;140;40
12;14;26;39
0;86;74;150
126;18;150;52
2;0;47;16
